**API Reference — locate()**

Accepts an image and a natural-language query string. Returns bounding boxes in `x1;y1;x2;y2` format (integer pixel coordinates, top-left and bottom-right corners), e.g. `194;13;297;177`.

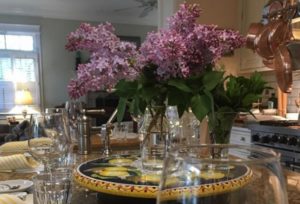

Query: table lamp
15;89;33;118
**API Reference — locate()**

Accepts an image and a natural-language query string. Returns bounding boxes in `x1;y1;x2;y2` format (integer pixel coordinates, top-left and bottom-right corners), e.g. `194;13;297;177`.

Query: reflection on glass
157;144;288;204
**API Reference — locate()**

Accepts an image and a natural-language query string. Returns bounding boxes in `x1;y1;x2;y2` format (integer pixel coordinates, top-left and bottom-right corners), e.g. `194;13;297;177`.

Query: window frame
0;23;42;114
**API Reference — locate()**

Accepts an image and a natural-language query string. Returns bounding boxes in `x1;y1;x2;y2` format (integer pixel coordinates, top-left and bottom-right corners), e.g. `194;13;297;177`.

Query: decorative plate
73;154;253;199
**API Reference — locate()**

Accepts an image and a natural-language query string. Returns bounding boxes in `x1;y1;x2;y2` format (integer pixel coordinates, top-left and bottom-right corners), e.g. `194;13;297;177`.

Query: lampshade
15;89;33;105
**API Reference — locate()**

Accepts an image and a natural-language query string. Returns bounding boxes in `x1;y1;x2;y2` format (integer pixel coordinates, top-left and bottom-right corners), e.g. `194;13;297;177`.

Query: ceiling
0;0;158;26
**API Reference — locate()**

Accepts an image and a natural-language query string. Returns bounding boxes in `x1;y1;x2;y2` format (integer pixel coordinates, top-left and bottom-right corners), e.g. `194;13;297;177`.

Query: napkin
0;154;39;170
0;194;28;204
0;141;29;153
0;138;52;153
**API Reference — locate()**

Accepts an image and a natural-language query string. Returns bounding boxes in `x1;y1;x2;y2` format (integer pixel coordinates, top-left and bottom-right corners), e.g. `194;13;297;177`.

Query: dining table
0;134;300;204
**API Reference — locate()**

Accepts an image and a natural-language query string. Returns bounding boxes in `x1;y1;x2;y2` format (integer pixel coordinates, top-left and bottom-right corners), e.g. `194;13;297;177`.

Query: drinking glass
166;106;182;147
113;122;129;140
45;108;71;144
33;171;72;204
28;113;70;172
65;101;83;145
157;144;288;204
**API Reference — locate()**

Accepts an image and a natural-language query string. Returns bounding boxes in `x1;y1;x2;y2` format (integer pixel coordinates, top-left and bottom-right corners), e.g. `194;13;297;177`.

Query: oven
248;120;300;172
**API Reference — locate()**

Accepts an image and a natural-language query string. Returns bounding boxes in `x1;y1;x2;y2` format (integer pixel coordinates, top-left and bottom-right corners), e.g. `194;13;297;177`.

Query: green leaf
203;71;224;91
117;97;127;123
167;87;189;104
242;93;260;107
203;89;214;114
129;97;141;117
191;94;211;121
115;80;138;98
168;79;193;93
140;86;159;103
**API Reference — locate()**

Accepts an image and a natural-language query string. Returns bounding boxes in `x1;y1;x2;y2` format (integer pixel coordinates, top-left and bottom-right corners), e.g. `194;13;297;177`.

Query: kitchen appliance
248;120;300;172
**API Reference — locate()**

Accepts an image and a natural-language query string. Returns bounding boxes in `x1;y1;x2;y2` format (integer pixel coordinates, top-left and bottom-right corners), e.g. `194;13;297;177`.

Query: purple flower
66;23;138;98
138;3;245;80
66;3;246;99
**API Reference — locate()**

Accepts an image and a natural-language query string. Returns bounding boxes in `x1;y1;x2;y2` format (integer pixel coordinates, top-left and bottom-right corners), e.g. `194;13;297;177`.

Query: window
0;24;41;113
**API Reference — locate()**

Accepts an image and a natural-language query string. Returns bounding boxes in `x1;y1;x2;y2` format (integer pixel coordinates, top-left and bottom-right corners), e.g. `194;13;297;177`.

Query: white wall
0;14;156;109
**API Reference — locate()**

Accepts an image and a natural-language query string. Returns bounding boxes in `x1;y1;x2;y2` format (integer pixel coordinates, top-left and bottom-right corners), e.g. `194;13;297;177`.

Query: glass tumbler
157;144;288;204
33;171;72;204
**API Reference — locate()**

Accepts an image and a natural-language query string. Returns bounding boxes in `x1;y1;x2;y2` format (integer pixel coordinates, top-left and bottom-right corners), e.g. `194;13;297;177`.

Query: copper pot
263;58;275;69
255;25;274;60
268;0;284;13
267;18;289;53
287;40;300;70
274;43;293;93
246;23;264;50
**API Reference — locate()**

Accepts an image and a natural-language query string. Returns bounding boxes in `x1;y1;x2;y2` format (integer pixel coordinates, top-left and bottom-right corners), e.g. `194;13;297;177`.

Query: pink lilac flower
66;3;245;99
66;23;138;99
138;3;245;80
168;3;201;35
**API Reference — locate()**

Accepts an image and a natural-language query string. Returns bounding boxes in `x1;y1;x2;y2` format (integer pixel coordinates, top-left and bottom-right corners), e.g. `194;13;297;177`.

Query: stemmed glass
65;101;83;145
157;144;288;204
27;113;70;172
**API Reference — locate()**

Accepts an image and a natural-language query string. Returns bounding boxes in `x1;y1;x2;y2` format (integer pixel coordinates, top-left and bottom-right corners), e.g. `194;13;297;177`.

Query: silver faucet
77;106;119;156
102;108;118;156
77;107;105;155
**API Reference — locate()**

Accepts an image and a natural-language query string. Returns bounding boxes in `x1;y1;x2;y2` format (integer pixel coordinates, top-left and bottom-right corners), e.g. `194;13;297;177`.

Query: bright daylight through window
0;24;41;114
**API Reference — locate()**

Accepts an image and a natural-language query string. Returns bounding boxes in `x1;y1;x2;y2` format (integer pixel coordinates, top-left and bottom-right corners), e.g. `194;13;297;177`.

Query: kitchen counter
0;151;299;204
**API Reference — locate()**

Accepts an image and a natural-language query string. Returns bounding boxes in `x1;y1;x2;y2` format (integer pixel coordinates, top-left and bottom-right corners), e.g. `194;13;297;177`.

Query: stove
248;120;300;172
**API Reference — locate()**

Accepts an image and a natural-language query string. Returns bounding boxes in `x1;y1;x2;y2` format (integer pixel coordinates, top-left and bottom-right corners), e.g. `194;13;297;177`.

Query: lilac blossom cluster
66;3;245;99
65;23;138;99
138;3;245;79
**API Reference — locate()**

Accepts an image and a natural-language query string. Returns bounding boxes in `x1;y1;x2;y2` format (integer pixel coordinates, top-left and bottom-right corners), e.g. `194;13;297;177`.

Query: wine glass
28;113;70;172
157;144;288;204
65;101;83;144
45;108;71;144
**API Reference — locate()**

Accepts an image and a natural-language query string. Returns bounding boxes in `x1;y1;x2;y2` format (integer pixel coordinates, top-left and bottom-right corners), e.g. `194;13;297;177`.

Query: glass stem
42;161;51;173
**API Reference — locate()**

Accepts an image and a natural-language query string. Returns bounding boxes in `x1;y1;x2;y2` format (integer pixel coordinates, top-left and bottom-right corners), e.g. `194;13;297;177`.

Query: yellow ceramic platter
73;155;253;199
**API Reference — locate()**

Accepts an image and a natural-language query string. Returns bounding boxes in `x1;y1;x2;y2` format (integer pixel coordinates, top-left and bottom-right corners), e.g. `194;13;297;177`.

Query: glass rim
167;144;281;164
32;171;72;180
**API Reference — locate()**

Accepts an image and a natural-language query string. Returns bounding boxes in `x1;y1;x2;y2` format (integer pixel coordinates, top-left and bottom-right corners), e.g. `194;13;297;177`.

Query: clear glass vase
208;111;238;144
140;106;169;171
180;108;201;145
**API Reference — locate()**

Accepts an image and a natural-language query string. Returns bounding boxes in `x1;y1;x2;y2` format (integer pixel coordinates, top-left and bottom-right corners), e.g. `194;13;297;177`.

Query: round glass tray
73;154;253;199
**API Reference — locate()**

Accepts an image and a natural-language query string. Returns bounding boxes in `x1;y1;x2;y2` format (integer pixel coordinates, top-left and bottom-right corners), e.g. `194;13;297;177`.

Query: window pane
20;36;33;51
0;58;12;80
5;35;33;51
5;35;19;50
13;58;35;82
0;35;4;49
0;81;14;111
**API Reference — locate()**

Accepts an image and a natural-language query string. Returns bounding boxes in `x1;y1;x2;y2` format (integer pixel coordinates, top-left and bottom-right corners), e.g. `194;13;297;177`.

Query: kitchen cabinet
239;0;273;73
